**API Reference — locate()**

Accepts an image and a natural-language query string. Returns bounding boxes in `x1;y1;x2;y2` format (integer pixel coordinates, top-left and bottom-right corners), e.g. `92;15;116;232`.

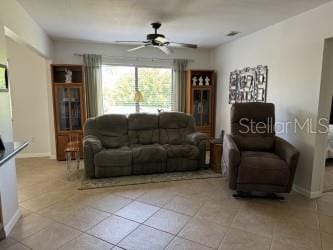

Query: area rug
79;169;222;190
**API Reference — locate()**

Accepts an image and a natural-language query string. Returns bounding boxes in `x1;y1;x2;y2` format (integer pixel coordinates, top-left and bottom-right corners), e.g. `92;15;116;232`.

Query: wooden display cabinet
51;65;87;161
185;70;216;141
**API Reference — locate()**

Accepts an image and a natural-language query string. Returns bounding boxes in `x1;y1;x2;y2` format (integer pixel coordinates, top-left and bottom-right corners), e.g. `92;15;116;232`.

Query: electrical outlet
31;137;35;143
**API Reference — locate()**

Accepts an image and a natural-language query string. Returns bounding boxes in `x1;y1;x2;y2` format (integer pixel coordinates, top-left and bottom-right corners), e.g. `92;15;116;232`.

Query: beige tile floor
0;157;333;249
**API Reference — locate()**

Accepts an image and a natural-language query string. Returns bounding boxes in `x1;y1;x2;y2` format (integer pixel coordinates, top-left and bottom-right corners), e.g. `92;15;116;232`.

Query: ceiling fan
115;22;198;55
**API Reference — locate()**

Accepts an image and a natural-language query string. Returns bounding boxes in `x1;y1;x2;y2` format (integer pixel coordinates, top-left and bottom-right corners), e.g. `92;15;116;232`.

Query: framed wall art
229;65;268;104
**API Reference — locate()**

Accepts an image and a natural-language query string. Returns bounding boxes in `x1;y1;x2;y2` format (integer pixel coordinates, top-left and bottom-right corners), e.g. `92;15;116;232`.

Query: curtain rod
73;53;194;63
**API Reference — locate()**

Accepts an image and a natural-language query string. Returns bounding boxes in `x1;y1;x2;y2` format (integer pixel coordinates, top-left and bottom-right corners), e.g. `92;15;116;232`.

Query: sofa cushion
94;147;132;167
231;103;275;151
237;151;290;186
95;115;128;148
128;113;159;145
163;144;200;160
159;112;193;129
159;112;196;145
132;144;167;163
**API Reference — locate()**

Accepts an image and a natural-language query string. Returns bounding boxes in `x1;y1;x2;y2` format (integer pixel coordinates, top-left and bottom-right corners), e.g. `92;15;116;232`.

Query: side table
209;140;223;173
65;141;80;177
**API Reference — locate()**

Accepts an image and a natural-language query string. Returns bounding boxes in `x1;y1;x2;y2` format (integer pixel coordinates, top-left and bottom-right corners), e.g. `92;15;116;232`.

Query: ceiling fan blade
128;44;149;52
168;42;198;49
158;46;174;55
116;41;148;44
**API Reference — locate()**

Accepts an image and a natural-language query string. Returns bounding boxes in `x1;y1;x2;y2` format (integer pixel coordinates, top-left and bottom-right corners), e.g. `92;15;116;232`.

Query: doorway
323;97;333;192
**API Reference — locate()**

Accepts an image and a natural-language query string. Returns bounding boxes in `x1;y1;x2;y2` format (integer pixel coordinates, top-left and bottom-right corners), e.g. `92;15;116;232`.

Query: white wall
0;0;53;235
6;37;52;157
53;40;213;69
212;1;333;197
315;38;333;193
0;0;53;58
0;23;20;236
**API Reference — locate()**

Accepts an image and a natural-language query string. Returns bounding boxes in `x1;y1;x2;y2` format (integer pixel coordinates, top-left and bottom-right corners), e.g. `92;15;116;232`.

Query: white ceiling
18;0;331;48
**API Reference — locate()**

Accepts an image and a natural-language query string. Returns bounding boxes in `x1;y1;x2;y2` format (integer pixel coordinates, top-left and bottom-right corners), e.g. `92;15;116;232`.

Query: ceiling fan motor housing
147;33;166;45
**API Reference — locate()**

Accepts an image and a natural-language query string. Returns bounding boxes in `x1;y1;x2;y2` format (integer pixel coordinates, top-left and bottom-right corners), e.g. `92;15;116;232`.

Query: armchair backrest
230;103;275;151
159;112;196;145
128;113;159;145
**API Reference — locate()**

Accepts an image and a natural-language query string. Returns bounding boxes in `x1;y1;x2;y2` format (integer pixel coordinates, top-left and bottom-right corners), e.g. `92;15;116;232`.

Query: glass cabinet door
193;89;202;126
57;87;70;131
202;89;211;126
192;89;211;127
70;87;82;130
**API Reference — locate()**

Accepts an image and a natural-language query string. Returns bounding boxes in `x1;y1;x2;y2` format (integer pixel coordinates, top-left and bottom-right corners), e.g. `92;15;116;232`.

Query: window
102;65;173;114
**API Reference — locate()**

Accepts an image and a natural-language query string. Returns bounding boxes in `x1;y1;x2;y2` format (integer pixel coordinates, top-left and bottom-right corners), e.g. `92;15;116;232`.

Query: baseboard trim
16;152;51;159
293;184;322;199
49;154;56;160
4;208;21;236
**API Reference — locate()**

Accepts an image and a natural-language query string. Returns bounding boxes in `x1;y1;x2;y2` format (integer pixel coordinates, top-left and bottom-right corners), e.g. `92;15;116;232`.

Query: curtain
83;54;103;117
172;59;188;112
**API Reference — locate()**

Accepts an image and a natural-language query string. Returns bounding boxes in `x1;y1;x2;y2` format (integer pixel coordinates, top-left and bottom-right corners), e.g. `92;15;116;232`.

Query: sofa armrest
187;132;208;147
83;135;103;153
83;135;103;178
223;135;241;189
187;132;208;167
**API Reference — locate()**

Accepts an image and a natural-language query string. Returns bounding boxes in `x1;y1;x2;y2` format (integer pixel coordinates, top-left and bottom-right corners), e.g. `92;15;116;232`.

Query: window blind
102;65;173;114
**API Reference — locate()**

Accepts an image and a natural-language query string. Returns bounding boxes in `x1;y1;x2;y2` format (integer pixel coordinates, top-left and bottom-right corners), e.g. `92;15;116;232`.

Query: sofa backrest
84;114;128;148
230;103;275;151
159;112;195;145
84;112;197;147
128;113;159;145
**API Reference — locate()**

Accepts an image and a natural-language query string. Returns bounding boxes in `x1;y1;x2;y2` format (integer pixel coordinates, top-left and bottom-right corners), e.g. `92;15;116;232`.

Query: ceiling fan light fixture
155;36;168;44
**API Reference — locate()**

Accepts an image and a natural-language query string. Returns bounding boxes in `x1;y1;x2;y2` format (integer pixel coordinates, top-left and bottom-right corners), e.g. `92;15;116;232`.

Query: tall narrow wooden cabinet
185;70;216;141
51;65;87;161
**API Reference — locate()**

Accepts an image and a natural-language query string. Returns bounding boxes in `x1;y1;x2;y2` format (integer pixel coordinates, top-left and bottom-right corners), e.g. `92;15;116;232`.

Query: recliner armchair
223;103;300;196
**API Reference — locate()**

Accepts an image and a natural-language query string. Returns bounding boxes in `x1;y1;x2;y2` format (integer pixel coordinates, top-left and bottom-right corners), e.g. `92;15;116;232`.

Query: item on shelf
65;68;73;83
205;76;210;86
229;65;268;104
198;76;203;86
192;76;197;86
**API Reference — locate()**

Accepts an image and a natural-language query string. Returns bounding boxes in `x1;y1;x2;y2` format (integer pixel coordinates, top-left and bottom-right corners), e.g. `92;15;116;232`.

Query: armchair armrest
223;135;241;189
274;136;299;167
274;136;300;192
83;135;103;178
186;132;208;147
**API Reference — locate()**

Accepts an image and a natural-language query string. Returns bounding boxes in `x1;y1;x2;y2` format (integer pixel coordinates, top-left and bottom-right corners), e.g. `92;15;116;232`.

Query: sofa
223;103;300;194
83;112;208;178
